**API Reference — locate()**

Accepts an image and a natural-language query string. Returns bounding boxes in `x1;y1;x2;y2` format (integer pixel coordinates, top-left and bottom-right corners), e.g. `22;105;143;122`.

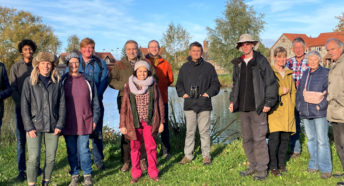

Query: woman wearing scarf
119;60;164;183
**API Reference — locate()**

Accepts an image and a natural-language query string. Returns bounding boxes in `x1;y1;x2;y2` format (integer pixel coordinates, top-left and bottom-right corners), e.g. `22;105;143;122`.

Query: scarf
128;75;154;95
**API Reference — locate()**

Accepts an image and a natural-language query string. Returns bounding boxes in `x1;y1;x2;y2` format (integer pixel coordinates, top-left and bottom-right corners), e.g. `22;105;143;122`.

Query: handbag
303;70;326;104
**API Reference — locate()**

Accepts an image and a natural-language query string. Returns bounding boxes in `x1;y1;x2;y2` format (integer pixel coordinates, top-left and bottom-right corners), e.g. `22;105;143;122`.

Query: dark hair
18;39;37;53
133;70;152;77
189;41;203;52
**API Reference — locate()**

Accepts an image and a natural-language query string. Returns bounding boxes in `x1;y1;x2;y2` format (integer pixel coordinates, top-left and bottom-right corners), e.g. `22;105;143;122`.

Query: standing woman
119;60;164;183
61;51;100;186
21;52;65;186
296;50;331;179
268;47;296;176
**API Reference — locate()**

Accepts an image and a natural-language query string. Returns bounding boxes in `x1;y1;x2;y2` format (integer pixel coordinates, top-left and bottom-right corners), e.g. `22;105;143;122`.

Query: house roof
59;52;116;63
278;31;344;47
139;47;164;56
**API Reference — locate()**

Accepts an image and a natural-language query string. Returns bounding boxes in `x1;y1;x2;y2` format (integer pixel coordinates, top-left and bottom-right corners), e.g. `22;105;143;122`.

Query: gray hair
292;37;305;47
306;50;322;61
325;38;344;49
148;40;160;49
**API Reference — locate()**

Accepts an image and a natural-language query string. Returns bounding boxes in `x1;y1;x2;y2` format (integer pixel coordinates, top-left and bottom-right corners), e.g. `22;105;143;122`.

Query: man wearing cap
229;34;277;180
145;40;173;158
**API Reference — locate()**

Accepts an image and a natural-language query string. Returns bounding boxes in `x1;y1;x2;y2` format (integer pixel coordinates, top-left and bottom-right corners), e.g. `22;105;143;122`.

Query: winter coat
296;66;329;119
21;76;66;132
120;82;164;141
230;51;278;114
327;53;344;123
268;66;296;133
176;57;220;113
145;54;174;104
0;62;12;119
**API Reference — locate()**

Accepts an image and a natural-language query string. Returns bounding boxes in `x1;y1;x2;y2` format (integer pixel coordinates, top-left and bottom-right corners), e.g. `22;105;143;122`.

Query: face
136;66;148;80
38;61;52;77
21;45;34;60
80;44;94;59
326;41;343;61
189;46;202;61
308;55;320;71
274;53;287;68
68;58;80;75
125;42;138;61
148;41;160;56
240;42;254;55
292;42;305;58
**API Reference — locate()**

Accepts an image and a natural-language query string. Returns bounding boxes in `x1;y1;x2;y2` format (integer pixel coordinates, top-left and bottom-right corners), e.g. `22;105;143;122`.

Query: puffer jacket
296;67;329;119
21;76;66;132
230;51;278;114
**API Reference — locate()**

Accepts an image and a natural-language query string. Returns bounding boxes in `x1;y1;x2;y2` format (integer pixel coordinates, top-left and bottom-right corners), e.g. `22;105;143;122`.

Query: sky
1;0;344;59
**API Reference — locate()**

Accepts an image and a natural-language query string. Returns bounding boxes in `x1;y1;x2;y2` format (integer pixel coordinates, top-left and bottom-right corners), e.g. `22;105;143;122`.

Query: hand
183;94;189;98
158;123;164;133
120;127;127;135
54;128;61;135
93;123;97;131
229;102;234;112
202;93;209;98
316;105;320;111
28;130;37;138
262;106;271;113
282;87;289;95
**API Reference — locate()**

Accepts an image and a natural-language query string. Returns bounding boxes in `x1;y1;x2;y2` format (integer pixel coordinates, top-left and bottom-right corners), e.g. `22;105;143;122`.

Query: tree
65;35;80;52
334;12;344;32
0;7;60;71
161;23;191;71
207;0;265;73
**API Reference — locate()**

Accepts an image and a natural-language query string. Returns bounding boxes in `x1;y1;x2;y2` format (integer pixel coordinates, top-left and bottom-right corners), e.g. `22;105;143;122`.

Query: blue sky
1;0;344;59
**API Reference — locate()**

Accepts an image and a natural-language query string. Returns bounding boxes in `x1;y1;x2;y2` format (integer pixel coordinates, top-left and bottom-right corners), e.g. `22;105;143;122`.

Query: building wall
270;35;293;64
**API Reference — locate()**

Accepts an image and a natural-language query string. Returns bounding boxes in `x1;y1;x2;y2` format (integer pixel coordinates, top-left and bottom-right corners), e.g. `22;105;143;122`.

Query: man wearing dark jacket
176;41;220;165
229;34;277;181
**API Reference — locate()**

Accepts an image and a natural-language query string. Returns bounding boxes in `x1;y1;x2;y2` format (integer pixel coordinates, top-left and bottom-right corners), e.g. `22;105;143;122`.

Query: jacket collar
187;56;204;66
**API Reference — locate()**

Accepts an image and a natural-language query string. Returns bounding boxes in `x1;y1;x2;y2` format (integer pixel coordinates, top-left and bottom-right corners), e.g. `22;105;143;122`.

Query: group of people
1;32;344;185
230;33;344;185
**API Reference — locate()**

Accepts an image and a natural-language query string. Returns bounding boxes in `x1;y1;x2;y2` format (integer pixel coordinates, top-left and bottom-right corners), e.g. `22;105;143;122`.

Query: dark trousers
15;107;26;173
91;100;104;165
240;111;269;171
268;132;290;169
290;110;302;153
161;103;170;154
332;122;344;170
118;96;146;163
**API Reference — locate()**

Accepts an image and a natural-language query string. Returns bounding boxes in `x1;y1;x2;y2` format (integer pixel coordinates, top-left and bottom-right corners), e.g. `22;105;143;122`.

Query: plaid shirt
286;55;309;88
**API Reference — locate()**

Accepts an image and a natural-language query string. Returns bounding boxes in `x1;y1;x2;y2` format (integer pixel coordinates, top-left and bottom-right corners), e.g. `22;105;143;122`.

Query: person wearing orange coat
145;40;173;158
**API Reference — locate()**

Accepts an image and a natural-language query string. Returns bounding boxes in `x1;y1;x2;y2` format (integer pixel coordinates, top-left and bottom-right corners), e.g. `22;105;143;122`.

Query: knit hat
236;34;260;51
134;60;150;71
32;52;58;67
64;51;80;64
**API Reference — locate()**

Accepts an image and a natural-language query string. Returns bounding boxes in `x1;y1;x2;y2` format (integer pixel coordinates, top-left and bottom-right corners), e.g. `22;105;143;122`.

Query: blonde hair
30;63;61;85
273;46;287;57
80;37;95;48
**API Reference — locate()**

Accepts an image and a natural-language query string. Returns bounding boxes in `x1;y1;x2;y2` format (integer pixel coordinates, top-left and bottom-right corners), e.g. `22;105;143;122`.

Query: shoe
270;169;281;176
96;161;105;170
321;172;331;179
337;182;344;186
290;152;301;159
240;168;255;177
42;180;49;186
16;172;26;182
150;177;160;182
307;168;319;173
279;166;287;173
130;177;139;184
121;162;130;172
334;173;344;178
162;153;170;159
203;156;212;165
253;170;267;181
69;175;79;186
140;159;147;171
83;174;93;186
179;157;192;165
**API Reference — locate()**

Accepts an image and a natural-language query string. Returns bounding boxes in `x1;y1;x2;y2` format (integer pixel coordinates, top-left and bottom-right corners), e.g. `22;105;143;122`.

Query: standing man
326;38;344;183
108;40;153;172
10;39;36;181
0;60;12;138
78;38;108;170
145;40;173;158
229;34;277;181
286;37;309;158
176;41;220;165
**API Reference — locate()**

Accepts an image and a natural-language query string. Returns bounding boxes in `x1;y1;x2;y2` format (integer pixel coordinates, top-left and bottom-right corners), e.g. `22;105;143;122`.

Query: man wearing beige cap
229;34;277;181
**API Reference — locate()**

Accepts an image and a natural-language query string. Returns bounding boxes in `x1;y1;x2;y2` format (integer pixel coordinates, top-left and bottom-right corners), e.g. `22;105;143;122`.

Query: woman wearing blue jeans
296;50;331;179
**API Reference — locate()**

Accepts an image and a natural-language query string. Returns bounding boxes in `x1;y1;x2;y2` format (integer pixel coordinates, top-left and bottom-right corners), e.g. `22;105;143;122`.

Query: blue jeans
15;107;26;173
303;117;332;173
65;135;92;175
290;110;302;153
91;100;104;165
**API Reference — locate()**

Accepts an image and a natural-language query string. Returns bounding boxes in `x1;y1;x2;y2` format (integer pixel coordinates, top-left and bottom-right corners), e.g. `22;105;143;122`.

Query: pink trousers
130;122;159;178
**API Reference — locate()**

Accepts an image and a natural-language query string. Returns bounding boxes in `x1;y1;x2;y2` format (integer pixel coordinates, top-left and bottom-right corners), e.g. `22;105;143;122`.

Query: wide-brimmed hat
236;34;260;51
134;60;150;71
32;52;58;67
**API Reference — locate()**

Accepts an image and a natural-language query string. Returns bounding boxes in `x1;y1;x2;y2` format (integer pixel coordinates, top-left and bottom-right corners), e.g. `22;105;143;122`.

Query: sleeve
290;78;296;108
97;60;109;97
263;59;278;108
91;81;101;124
175;65;186;97
119;84;129;129
318;72;329;110
295;73;306;112
167;61;174;86
10;65;21;106
0;65;12;100
157;86;165;123
205;65;220;97
20;78;35;131
108;64;126;93
55;82;66;130
229;64;238;103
